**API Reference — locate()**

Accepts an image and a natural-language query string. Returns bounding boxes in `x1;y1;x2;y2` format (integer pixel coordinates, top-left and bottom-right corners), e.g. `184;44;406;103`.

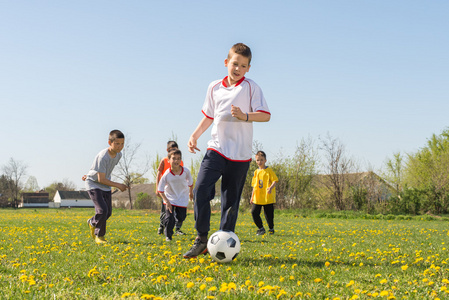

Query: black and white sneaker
183;238;208;259
157;226;164;235
256;228;266;235
175;229;186;235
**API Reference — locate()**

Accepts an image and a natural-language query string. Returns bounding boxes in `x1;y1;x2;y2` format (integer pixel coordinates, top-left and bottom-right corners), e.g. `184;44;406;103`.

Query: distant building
111;183;157;209
52;190;93;208
20;192;50;208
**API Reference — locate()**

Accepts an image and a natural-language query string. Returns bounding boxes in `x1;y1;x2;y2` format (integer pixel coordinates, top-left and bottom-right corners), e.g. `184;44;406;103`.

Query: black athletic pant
251;203;274;230
194;150;250;237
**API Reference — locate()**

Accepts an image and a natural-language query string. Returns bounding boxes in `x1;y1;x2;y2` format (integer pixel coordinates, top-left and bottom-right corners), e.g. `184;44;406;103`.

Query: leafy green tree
383;152;404;195
287;137;318;208
404;129;449;214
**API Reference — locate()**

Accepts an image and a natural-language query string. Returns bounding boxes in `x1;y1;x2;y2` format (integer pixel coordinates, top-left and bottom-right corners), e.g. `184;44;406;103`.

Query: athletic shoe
157;226;164;235
175;229;186;236
95;236;107;245
183;238;208;259
165;237;172;242
269;229;275;234
87;219;95;239
256;228;266;235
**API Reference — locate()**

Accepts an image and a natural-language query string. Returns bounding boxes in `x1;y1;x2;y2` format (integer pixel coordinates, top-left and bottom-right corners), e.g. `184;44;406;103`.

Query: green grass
0;208;449;299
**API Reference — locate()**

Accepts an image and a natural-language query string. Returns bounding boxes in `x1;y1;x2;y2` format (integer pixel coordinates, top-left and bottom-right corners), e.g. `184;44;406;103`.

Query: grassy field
0;208;448;299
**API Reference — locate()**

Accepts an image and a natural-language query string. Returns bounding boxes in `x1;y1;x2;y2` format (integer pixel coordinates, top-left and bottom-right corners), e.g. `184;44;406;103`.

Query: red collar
170;167;184;176
222;76;245;88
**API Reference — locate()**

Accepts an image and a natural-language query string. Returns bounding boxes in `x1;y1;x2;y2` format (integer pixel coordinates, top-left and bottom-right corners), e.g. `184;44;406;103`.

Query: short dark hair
228;43;252;64
168;149;182;159
109;130;125;142
255;150;266;159
167;140;179;151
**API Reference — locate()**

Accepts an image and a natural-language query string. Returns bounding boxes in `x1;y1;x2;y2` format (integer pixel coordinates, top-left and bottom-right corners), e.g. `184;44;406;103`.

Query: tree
383;152;404;195
1;158;28;208
44;179;77;200
0;175;14;207
23;176;40;192
404;129;449;214
114;139;151;209
287;137;318;208
319;134;355;210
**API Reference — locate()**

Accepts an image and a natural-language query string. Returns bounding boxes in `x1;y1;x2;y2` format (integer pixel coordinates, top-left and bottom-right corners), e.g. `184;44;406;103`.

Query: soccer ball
207;230;240;263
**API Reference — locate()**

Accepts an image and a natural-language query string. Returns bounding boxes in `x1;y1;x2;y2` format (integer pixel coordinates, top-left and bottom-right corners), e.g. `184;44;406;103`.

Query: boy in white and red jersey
183;43;271;258
157;149;193;241
155;141;185;236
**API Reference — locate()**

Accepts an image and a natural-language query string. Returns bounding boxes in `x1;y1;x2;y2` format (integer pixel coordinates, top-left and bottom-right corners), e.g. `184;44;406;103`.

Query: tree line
2;129;449;215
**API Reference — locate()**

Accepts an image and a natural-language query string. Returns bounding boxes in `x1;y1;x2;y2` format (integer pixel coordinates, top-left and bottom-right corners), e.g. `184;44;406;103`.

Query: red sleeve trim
256;110;271;115
202;110;214;119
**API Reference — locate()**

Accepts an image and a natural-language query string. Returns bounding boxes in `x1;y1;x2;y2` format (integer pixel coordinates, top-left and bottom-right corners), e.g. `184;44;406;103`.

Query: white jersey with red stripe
157;167;193;207
201;76;270;161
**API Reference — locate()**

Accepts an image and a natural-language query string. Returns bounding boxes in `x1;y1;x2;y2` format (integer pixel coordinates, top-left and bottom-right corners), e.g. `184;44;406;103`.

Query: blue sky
1;1;448;190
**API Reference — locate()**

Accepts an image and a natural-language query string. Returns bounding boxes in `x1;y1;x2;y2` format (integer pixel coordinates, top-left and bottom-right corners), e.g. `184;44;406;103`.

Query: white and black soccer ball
207;230;240;263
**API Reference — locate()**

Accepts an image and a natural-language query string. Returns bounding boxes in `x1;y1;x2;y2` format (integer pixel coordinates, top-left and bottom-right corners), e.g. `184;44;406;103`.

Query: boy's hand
188;136;200;154
267;187;272;194
189;191;194;201
117;183;128;192
82;175;87;181
165;202;173;213
231;105;245;121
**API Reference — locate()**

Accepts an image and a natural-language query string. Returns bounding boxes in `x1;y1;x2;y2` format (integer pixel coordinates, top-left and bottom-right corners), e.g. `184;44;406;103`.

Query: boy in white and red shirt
157;149;193;241
184;43;271;258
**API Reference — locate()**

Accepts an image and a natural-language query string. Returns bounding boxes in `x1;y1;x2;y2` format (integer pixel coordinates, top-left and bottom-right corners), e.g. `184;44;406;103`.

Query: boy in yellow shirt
250;151;278;235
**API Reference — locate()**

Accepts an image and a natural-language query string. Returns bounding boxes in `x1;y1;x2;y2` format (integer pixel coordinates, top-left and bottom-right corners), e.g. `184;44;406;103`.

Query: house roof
57;190;90;200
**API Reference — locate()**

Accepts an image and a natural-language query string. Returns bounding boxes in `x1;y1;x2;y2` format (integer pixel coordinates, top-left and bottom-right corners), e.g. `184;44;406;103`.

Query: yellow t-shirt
251;167;278;205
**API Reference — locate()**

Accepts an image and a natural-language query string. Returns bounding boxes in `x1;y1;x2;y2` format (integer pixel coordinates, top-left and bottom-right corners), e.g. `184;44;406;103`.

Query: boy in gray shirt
83;130;128;244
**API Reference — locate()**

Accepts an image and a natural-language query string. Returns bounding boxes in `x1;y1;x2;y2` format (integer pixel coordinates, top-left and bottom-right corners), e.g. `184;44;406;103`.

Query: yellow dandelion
346;280;355;287
186;282;194;288
314;278;322;283
325;261;330;267
401;265;408;271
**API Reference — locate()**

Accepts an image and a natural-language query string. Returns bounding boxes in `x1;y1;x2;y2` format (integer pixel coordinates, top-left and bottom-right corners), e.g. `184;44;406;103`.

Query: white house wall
60;200;94;207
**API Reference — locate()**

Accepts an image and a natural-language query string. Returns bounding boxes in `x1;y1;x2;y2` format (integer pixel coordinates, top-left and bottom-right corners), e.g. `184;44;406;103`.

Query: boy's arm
250;188;255;204
189;185;194;201
160;192;172;213
188;116;213;153
231;105;271;122
155;159;165;196
267;181;277;194
97;172;128;192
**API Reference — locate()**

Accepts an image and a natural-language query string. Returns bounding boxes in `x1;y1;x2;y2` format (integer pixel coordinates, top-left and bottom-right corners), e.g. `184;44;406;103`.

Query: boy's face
224;53;251;86
169;154;182;168
108;138;125;154
255;155;266;168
